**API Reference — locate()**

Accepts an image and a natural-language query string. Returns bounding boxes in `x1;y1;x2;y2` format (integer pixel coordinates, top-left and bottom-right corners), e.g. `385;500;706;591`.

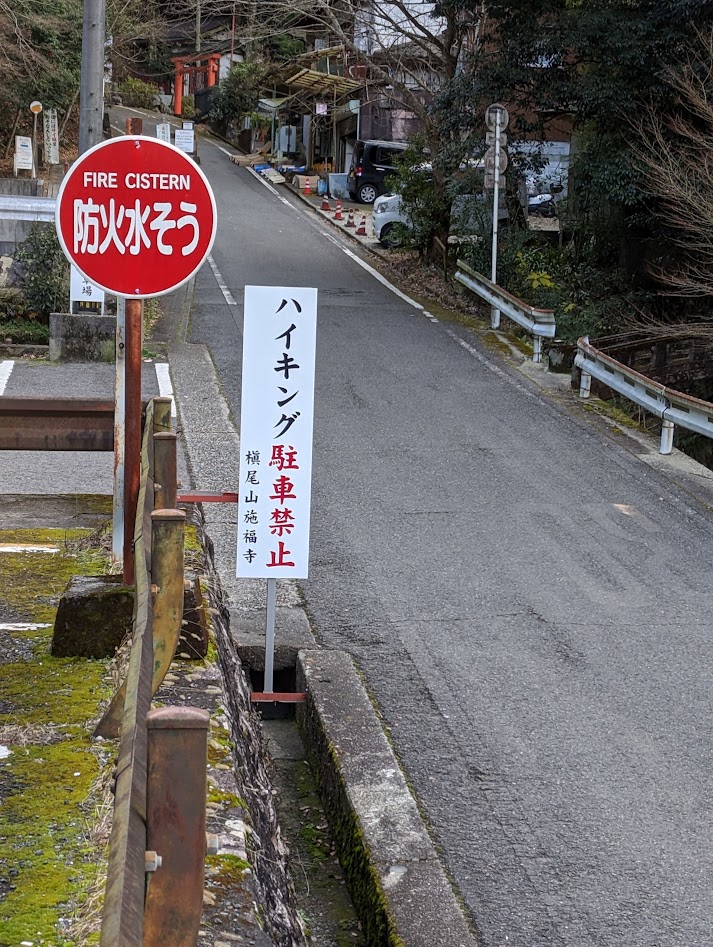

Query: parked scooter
528;192;557;218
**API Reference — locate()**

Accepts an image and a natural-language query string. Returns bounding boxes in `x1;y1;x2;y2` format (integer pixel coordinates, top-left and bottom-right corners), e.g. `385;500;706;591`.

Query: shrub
459;231;653;342
118;77;159;109
0;319;49;344
181;95;195;118
15;226;69;315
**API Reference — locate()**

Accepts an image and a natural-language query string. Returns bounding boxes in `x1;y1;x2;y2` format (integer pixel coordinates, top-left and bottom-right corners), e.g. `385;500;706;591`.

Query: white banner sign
70;264;105;313
14;136;33;172
174;129;195;153
43;109;60;164
155;122;171;143
236;286;318;579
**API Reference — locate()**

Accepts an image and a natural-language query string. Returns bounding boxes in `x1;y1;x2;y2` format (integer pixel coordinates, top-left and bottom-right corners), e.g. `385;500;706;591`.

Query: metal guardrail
575;336;713;454
0;195;56;222
0;397;115;450
98;397;210;947
454;259;556;362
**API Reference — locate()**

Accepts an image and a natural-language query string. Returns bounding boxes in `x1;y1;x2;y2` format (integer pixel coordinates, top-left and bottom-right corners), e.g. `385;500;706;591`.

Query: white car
372;194;411;247
373;191;508;249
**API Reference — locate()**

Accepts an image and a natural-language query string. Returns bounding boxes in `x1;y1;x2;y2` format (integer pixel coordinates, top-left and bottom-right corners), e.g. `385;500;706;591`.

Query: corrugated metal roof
283;68;362;97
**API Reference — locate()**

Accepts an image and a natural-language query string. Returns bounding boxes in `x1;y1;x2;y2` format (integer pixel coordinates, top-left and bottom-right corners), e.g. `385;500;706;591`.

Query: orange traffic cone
321;194;331;211
346;208;355;228
304;177;311;196
356;214;367;236
334;200;343;220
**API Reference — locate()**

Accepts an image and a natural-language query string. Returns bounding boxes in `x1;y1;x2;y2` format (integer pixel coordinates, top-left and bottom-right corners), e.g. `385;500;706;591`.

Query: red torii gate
171;53;221;116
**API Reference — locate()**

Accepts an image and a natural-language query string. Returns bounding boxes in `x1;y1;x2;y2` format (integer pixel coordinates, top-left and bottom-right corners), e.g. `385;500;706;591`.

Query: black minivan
347;139;408;204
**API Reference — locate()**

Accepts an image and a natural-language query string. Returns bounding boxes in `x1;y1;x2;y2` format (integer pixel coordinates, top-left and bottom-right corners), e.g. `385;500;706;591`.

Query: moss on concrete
297;703;404;947
0;526;113;945
0;528;109;626
0;738;101;947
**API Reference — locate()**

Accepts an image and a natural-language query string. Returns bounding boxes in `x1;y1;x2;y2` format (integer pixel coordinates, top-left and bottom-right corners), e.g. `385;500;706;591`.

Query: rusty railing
98;397;211;947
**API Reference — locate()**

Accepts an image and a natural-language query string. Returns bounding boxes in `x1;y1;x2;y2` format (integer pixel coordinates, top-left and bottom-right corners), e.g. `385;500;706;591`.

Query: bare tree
228;0;487;242
634;27;713;296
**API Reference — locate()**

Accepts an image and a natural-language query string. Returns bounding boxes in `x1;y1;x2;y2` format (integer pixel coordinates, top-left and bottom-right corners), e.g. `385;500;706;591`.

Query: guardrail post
533;336;543;364
153;433;177;511
143;707;210;947
660;418;675;455
153;396;173;435
578;369;591;399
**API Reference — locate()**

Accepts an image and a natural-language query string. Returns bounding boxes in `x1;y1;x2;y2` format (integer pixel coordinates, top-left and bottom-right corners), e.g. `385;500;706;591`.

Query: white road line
315;231;543;402
0;360;14;395
155;362;177;417
207;254;238;306
442;326;540;402
217;145;235;157
0;622;51;631
320;230;430;311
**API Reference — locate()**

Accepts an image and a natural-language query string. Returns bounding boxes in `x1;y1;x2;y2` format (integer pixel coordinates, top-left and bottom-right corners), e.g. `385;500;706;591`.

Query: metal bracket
250;692;307;703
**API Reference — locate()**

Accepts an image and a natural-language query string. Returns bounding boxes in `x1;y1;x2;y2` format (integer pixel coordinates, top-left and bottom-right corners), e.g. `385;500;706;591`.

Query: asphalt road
124;110;713;945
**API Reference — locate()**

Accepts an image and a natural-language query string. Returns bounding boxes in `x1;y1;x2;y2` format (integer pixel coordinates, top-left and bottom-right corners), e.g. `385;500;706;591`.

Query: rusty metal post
153;396;173;435
143;706;210;947
123;297;143;586
153;433;177;511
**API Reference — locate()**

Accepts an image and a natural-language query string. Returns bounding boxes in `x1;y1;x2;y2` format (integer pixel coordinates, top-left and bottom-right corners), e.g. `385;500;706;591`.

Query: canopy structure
282;68;362;98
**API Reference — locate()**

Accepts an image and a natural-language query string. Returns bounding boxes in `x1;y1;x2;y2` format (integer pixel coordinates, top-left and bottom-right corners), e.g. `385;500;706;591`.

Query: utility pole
196;0;202;52
78;0;107;154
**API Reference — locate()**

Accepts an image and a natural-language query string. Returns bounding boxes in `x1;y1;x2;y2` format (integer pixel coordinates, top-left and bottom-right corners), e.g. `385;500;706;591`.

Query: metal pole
264;578;277;693
78;0;107;155
533;336;543;364
123;297;142;586
579;371;592;399
31;113;38;179
196;0;201;52
112;296;125;566
660;418;675;455
143;707;209;947
490;109;501;330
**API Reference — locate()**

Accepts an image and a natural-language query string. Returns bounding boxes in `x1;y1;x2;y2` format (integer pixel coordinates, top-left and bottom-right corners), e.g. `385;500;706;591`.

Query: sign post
29;101;42;179
236;285;318;693
485;103;509;329
55;135;216;583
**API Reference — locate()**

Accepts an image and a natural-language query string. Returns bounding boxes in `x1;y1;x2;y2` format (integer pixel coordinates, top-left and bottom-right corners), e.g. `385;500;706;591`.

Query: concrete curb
297;649;478;947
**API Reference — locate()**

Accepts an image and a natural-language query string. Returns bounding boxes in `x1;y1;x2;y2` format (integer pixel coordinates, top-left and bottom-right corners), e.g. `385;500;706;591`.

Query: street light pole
78;0;107;154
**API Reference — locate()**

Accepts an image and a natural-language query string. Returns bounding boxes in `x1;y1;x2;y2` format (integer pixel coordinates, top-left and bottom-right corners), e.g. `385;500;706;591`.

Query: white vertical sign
174;129;195;153
70;264;105;313
156;122;171;144
43;109;60;165
236;286;317;579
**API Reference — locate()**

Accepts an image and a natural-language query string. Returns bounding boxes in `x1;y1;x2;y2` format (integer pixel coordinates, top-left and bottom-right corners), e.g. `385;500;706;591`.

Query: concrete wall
49;312;116;362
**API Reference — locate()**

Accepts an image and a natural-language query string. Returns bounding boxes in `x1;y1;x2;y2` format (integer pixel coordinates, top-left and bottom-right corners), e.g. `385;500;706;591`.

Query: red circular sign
56;136;217;297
